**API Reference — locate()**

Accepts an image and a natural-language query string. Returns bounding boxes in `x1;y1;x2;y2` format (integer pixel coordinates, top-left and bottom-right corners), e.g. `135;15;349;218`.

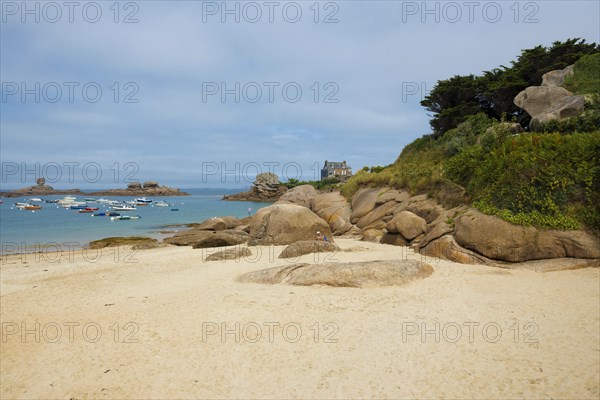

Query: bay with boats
0;188;267;252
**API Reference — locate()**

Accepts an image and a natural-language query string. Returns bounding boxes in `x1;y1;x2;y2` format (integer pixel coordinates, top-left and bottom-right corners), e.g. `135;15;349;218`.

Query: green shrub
447;131;600;230
563;53;600;94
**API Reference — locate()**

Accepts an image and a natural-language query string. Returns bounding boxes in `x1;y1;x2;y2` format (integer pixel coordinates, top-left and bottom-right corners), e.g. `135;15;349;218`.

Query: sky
1;0;599;189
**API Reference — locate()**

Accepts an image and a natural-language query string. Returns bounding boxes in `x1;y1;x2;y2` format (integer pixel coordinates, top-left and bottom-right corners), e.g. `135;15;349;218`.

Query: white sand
1;238;598;399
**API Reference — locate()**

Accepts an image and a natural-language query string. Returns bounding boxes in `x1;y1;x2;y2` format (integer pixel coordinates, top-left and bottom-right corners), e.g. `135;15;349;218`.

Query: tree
421;75;486;137
421;38;599;136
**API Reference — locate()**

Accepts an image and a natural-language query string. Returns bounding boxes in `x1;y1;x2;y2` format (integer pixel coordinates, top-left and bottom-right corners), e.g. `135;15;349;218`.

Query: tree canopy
421;38;600;137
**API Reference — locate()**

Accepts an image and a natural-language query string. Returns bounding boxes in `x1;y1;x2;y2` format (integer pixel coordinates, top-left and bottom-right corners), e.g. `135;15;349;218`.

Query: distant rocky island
0;178;188;197
90;181;188;196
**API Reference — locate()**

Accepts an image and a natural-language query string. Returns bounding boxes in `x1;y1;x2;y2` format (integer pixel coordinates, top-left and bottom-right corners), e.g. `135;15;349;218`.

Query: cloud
1;1;599;188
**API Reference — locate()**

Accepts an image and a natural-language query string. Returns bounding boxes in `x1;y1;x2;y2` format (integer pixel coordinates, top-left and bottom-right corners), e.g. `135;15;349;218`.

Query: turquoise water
0;188;267;252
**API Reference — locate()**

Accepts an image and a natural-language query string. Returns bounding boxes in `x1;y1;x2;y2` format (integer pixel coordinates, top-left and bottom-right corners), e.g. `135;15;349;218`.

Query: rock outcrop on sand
205;246;252;261
248;204;332;246
454;209;600;262
223;173;287;202
191;231;249;249
87;236;159;250
513;64;585;128
279;240;340;259
236;260;434;288
164;216;249;247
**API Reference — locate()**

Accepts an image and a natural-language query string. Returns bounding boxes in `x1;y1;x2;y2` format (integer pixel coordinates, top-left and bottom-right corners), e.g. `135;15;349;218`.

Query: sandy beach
1;238;598;399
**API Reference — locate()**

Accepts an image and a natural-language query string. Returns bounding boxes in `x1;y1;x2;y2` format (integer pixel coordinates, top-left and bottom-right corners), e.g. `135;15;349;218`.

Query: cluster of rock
163;202;340;262
271;185;600;268
514;64;585;129
222;173;287;202
89;181;188;196
349;188;599;267
163;183;599;270
0;177;83;198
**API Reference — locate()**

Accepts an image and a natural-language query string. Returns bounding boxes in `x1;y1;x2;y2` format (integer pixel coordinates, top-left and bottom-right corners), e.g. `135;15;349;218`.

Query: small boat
45;199;58;203
84;198;97;202
111;215;141;220
96;198;111;203
24;204;42;210
112;205;137;211
29;198;43;202
57;196;77;205
70;204;88;210
93;212;120;217
134;197;152;206
14;202;29;209
154;201;170;207
170;208;179;211
78;207;99;213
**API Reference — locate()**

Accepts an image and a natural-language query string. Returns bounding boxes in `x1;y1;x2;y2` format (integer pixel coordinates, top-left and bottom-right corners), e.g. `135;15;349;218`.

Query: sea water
0;188;267;252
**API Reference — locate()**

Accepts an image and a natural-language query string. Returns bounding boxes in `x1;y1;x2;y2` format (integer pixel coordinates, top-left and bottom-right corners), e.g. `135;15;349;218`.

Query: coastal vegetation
342;39;600;231
283;177;340;190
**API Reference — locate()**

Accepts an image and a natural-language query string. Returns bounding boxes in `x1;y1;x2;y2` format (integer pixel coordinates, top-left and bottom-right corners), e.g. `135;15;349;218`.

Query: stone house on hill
321;160;352;182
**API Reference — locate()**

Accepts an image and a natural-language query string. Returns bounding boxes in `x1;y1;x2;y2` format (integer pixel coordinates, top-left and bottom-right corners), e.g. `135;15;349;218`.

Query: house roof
324;161;350;169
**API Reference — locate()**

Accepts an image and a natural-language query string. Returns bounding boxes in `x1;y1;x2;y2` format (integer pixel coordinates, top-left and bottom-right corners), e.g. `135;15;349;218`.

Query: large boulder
417;216;454;250
361;228;383;243
205;246;252;261
375;190;410;205
220;216;246;229
350;188;382;223
237;260;434;288
356;201;398;229
386;211;427;240
191;231;249;249
514;86;573;117
541;65;574;87
277;185;319;208
454;210;600;262
514;85;585;129
248;204;331;246
310;192;352;235
530;95;585;127
88;236;159;250
393;197;442;223
195;217;228;231
380;233;408;246
279;240;340;259
420;234;494;265
164;230;215;246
